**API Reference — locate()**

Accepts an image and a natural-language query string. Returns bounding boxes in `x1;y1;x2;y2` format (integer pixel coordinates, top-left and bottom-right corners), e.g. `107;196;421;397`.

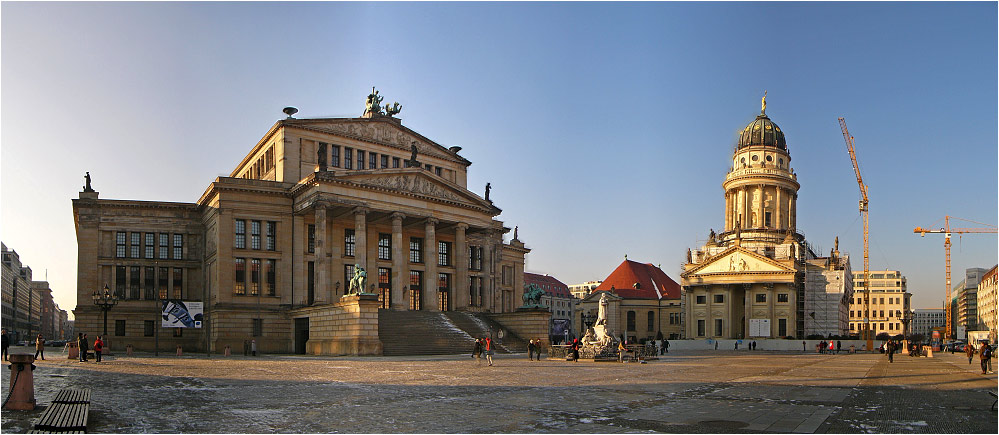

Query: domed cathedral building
680;94;853;340
72;90;531;355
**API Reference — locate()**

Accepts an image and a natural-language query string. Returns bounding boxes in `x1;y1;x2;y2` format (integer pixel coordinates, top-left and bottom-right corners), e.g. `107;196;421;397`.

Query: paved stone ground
1;346;995;433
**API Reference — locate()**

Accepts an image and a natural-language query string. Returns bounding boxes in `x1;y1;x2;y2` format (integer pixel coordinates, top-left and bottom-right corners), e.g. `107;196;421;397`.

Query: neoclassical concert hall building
73;92;529;354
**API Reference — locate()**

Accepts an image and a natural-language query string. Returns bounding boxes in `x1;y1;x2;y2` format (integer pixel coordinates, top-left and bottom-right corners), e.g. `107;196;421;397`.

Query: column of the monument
454;223;469;310
423;218;439;311
756;184;764;229
775;187;783;230
315;203;330;304
354;208;368;291
483;238;495;312
766;283;775;338
391;213;406;310
744;284;752;338
724;192;731;231
726;285;734;338
790;194;797;231
743;187;750;227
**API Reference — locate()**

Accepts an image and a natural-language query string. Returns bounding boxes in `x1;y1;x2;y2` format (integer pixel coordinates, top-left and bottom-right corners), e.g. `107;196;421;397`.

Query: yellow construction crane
914;216;997;339
838;118;872;351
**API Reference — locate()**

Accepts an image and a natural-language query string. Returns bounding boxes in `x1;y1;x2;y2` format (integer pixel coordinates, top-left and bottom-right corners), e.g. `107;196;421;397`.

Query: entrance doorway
294;317;309;354
438;272;451;311
378;267;391;309
409;270;422;310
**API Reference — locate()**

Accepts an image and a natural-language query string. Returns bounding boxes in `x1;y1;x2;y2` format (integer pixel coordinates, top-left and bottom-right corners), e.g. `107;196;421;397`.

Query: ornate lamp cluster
92;284;119;337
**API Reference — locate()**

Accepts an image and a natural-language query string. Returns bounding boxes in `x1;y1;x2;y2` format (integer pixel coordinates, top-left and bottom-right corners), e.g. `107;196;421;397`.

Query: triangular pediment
580;290;623;303
683;246;795;277
336;170;497;211
285;118;465;164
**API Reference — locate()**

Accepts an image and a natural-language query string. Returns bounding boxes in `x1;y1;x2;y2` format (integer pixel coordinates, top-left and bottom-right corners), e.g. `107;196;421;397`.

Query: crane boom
839;117;872;351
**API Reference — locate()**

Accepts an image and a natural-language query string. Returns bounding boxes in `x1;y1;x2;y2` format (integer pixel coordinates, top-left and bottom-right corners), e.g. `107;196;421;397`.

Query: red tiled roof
594;260;680;300
524;272;572;298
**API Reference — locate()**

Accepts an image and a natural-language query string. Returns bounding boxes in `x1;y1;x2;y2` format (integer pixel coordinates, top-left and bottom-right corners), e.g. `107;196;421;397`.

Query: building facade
848;270;911;338
577;259;682;342
2;243;68;342
680;98;852;339
955;267;988;334
524;272;574;342
978;266;997;342
911;308;946;338
73;94;530;354
568;281;602;299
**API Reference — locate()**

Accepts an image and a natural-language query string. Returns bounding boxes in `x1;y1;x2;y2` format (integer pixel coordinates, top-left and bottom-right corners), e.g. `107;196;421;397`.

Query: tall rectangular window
697;320;706;337
392;157;400;168
250;259;260;296
159;233;169;259
145;233;155;259
266;259;276;296
438;272;451;311
435;167;442;177
144;266;155;300
144;320;154;337
438;241;451;267
172;268;183;299
131;232;141;258
378;233;391;260
469;246;482;270
252;319;263;337
307;261;315;304
344;148;353;169
344;229;356;257
714;319;723;336
234;258;246;295
627;311;636;331
357;150;365;170
173;234;183;259
159;267;169;299
266;222;276;251
308;224;315;253
115;320;126;337
409;270;422;310
235;220;246;249
115;266;127;299
378;267;391;309
380;155;389;168
409;237;423;263
251;221;261;250
344;264;355;286
469;277;479;307
331;145;341;167
648;311;655;332
778;318;788;337
116;232;126;258
130;266;141;300
369;152;377;170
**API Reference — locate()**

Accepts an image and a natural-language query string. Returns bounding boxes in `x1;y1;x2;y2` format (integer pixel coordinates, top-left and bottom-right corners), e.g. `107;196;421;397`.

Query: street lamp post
898;309;912;354
92;284;119;347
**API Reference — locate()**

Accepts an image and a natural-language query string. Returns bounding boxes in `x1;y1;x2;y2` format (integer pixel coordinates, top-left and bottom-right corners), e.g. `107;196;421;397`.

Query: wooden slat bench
34;388;91;433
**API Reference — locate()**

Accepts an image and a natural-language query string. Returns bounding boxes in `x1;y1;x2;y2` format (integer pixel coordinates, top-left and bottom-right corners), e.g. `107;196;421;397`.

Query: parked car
944;342;966;352
48;340;67;347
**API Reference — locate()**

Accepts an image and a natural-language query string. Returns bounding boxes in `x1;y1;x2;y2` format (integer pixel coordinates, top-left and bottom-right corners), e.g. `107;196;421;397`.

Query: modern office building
848;270;911;338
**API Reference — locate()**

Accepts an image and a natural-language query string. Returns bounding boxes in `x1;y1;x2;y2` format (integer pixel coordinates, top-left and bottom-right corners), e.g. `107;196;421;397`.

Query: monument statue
485;182;491;202
348;265;368;295
83;172;94;192
761;90;767;115
317;142;327;171
406;142;420;168
385;102;402;116
583;293;618;350
364;87;384;116
513;226;519;241
521;283;545;308
834;236;839;251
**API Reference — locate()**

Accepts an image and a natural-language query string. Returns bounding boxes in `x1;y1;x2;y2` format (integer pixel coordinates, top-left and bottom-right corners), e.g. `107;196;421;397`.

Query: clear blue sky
2;2;996;316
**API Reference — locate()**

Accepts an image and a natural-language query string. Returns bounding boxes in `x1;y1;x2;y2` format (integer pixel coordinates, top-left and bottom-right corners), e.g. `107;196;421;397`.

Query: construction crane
914;216;997;340
838;117;872;352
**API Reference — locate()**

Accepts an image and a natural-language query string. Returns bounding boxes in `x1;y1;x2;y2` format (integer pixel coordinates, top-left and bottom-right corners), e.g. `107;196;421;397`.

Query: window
173;234;183;259
438;241;451;267
115;266;126;299
888;310;893;318
357;150;365;169
344;148;353;169
425;164;432;171
879;297;884;304
252;319;263;337
850;322;855;331
159;267;169;299
756;293;767;303
235;220;246;249
438;272;451;311
647;311;655;332
266;259;276;296
696;295;706;304
626;311;636;331
250;259;261;296
715;319;723;336
130;266;141;299
144;266;155;300
116;232;126;258
778;318;787;337
344;264;355;287
765;211;772;227
378;268;391;309
131;232;140;258
344;229;356;257
159;233;169;259
713;294;724;303
307;262;315;304
115;320;126;337
331;145;340;167
435;167;442;177
392;157;400;168
409;270;422;310
308;224;315;253
145;233;155;259
469;276;480;307
144;320;154;337
850;310;855;318
410;237;423;263
378;233;391;260
469;246;482;270
266;222;276;251
234;258;246;295
251;221;261;250
502;266;512;285
778;293;789;303
697;319;706;337
879;310;884;318
369;152;377;170
173;268;183;299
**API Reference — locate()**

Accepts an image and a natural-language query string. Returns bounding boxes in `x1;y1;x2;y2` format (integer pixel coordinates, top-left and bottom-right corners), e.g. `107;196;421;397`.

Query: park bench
33;388;90;433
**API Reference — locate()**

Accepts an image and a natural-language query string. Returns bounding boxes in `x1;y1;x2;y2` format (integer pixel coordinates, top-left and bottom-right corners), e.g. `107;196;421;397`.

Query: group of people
816;340;842;354
526;339;544;361
1;329;53;361
76;333;104;362
965;342;995;374
471;337;494;366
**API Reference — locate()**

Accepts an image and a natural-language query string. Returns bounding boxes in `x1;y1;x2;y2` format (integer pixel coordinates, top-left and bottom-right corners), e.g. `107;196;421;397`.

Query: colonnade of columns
725;185;797;232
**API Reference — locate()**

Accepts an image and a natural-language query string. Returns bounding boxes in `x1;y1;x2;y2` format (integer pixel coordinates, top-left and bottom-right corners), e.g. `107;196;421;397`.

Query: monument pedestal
294;294;383;356
489;308;552;348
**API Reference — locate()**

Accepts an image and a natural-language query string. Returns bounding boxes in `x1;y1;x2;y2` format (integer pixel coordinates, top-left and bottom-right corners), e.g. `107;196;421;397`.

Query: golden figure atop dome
761;90;767;115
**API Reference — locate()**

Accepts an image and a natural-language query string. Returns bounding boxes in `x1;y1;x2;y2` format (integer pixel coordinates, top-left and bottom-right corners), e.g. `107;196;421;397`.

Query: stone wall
488;308;551;347
293;294;383;356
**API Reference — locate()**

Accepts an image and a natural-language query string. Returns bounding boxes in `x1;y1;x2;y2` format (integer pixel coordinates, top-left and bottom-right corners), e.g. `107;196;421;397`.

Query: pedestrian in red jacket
94;336;104;363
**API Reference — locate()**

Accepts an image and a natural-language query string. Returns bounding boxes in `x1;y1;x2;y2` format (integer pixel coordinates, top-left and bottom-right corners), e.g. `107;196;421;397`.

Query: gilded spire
761;90;767;115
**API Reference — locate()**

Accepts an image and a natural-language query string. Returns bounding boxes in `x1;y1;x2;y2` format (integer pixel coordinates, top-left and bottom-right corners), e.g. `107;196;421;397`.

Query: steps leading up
377;310;530;356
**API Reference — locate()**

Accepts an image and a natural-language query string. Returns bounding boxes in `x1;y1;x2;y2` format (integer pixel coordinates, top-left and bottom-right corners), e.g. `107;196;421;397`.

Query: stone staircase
377;310;527;356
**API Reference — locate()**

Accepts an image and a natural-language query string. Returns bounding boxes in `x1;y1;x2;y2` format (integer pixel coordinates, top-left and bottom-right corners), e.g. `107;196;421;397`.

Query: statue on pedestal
317;142;327;171
485;182;491;202
83;172;94;192
348;265;368;295
364;87;384;117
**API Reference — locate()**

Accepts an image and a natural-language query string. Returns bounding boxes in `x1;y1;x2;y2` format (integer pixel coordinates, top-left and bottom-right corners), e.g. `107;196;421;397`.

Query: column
454;223;469;310
423;218;438;311
744;284;752;338
354;208;368;285
756;184;764;229
743;186;751;227
725;192;732;231
483;236;495;312
766;283;775;338
726;285;734;338
391;213;406;310
314;202;330;304
775;187;783;230
790;194;797;231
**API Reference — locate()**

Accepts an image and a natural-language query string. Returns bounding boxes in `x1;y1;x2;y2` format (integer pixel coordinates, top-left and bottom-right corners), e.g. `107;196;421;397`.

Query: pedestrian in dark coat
34;334;45;360
472;338;482;364
527;339;536;361
663;339;669;354
887;341;894;363
966;343;975;364
1;328;9;361
78;333;89;362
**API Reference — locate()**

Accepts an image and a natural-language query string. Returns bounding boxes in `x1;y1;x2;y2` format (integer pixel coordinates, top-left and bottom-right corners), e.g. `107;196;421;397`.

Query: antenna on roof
283;107;299;118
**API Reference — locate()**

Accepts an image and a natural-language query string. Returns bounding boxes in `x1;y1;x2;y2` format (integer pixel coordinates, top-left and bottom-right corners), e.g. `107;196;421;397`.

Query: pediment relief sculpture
688;247;792;276
347;174;463;203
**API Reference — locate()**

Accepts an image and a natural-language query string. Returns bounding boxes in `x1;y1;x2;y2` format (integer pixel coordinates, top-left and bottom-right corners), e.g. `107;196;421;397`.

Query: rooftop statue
385;102;402;117
83;172;94;192
317;142;327;171
364;87;384;116
761;90;767;115
485;182;492;202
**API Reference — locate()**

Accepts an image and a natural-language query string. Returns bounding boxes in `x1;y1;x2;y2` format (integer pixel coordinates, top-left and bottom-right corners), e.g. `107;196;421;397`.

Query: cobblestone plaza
2;348;995;433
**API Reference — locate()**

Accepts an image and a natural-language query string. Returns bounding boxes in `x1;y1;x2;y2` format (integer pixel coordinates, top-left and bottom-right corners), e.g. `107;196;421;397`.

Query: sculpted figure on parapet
365;87;384;116
348;265;368;295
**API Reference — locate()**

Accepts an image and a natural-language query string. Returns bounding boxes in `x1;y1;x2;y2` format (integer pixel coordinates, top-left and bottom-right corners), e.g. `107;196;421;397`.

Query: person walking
527;339;536;361
1;328;9;361
571;338;580;362
78;333;89;362
472;338;482;365
979;342;990;374
802;341;806;352
34;334;45;360
485;337;494;366
887;341;894;363
94;335;104;363
966;342;975;365
618;341;628;363
535;338;544;361
837;340;842;354
664;338;670;354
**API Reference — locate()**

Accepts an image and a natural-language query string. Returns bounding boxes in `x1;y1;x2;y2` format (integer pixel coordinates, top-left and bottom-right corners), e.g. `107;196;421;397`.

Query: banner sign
749;319;770;337
161;300;203;328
